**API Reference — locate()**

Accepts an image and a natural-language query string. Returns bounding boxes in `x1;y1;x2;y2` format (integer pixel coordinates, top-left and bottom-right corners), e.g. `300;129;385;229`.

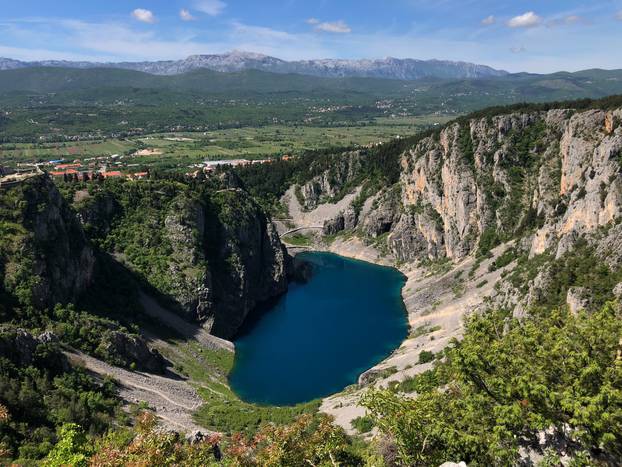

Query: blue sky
1;0;622;72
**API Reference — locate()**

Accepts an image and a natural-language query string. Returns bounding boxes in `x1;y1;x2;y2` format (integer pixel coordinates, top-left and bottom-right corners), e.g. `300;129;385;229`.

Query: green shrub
418;350;435;364
351;415;375;434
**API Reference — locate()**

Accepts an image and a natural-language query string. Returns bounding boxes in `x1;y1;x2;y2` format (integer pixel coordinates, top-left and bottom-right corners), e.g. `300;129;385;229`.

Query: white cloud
194;0;226;16
180;9;195;21
314;20;352;34
306;18;320;25
481;15;495;26
507;11;542;28
131;8;156;24
510;45;526;54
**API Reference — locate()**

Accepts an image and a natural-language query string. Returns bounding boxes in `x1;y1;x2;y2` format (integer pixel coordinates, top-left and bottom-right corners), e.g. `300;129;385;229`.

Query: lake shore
280;190;512;434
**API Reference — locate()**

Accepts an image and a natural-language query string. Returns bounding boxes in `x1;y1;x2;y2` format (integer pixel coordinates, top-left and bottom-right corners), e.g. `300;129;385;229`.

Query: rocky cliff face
0;175;290;342
77;181;291;340
151;187;291;339
300;108;622;266
162;194;213;324
394;108;621;262
205;189;290;339
0;175;94;308
298;151;364;211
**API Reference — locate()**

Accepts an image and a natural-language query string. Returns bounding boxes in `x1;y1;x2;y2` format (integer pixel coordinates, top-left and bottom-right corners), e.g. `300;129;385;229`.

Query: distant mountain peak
0;51;508;80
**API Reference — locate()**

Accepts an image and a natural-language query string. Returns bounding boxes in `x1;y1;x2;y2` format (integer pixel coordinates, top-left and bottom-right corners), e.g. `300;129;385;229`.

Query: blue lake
228;251;408;406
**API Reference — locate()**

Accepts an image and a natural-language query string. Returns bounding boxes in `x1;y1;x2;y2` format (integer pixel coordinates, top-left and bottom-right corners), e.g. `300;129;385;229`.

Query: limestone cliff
76;180;291;340
205;189;290;338
297;108;622;266
394;108;621;262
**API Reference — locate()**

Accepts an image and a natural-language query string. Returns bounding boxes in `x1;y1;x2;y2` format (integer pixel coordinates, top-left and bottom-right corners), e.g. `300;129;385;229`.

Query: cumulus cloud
313;20;352;34
194;0;226;16
507;11;541;28
131;8;156;24
306;18;320;25
481;15;495;26
180;9;195;21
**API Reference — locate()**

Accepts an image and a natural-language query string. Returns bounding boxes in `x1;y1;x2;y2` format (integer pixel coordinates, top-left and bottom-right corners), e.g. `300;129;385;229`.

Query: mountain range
0;50;508;80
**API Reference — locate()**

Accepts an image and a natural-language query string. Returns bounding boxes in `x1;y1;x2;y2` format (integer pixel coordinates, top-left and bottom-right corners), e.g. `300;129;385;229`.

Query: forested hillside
2;68;622;141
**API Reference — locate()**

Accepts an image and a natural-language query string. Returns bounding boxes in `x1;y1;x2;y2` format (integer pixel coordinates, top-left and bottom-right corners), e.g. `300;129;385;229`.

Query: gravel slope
66;351;207;433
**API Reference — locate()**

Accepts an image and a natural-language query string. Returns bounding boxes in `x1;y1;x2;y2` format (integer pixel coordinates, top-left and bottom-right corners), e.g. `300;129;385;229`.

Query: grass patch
283;233;313;247
351;415;375;434
411;324;442;339
194;390;321;435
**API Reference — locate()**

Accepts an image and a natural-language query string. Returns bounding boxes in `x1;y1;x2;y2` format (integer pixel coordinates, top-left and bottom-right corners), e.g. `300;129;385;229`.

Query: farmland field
0;116;451;170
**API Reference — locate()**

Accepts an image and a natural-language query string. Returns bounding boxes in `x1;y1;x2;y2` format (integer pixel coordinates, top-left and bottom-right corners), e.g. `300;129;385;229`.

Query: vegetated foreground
0;95;621;465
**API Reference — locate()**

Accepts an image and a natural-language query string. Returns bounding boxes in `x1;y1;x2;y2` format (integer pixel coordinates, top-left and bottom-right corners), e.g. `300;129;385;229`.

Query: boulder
102;331;166;374
0;328;38;366
323;214;345;235
38;331;59;344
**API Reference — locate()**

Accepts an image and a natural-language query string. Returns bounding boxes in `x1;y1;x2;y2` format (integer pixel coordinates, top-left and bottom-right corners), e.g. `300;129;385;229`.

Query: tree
44;424;91;467
362;304;622;465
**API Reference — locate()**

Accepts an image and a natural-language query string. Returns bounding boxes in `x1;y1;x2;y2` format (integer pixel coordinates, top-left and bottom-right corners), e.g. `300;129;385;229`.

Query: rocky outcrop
0;327;39;365
300;108;622;267
100;330;166;373
0;175;94;308
206;189;290;339
145;187;291;339
73;180;291;339
361;188;402;238
0;327;67;370
298;151;363;210
323;215;345;235
163;195;213;323
566;287;592;315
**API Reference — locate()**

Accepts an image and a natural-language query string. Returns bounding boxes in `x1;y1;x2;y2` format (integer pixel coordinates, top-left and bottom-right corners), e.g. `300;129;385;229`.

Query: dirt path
139;292;234;352
67;351;207;434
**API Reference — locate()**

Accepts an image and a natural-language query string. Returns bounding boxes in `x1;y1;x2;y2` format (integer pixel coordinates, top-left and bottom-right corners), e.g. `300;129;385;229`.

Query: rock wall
77;182;291;340
0;175;95;308
205;189;291;339
300;108;622;265
298;151;363;211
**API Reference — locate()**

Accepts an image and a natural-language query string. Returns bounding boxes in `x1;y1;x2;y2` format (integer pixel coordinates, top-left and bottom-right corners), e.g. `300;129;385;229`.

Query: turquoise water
228;251;408;406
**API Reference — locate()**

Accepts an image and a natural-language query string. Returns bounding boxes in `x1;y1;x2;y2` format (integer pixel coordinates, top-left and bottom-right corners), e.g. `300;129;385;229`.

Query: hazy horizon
1;1;622;74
